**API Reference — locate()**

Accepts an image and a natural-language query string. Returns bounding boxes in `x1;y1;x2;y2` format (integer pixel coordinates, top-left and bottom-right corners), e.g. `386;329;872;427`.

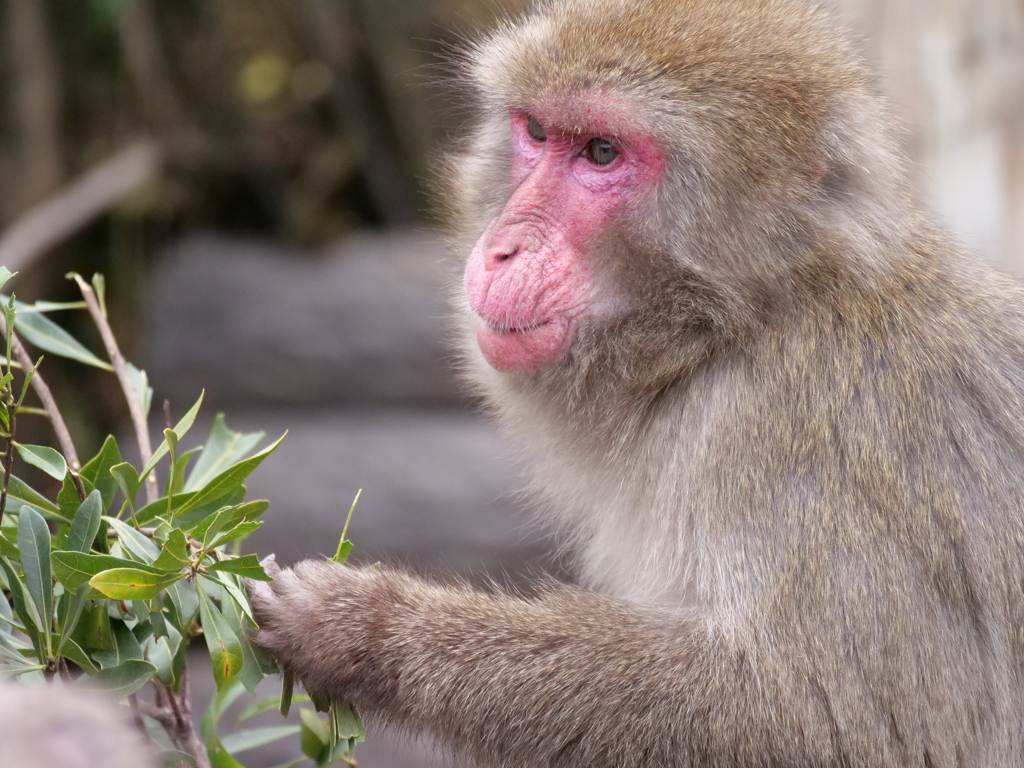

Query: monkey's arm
250;561;836;768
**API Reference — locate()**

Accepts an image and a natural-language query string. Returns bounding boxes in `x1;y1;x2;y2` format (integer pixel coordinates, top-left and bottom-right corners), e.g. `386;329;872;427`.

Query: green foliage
0;272;364;767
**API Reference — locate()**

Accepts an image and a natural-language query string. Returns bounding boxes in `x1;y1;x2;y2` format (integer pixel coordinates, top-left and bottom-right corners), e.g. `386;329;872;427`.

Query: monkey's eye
527;115;547;142
584;137;619;166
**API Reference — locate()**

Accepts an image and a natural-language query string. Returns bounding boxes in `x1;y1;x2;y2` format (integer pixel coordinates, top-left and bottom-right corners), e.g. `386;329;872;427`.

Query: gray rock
147;231;465;407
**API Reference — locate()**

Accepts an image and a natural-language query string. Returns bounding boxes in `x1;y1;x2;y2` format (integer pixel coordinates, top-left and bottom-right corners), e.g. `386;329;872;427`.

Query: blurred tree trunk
837;0;1024;275
119;0;185;130
4;0;64;216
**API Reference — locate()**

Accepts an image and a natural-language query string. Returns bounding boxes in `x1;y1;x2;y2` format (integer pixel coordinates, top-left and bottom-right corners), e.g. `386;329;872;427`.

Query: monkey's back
713;241;1024;765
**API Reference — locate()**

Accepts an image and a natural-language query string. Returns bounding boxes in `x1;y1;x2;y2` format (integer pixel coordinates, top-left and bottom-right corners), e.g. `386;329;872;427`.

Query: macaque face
464;107;666;372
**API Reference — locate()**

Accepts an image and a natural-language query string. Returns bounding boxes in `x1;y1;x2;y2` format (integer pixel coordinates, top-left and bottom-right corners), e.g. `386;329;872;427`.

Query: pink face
464;108;665;372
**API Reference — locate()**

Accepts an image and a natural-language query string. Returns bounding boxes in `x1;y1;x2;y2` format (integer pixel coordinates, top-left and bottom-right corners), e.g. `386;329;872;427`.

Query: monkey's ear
809;159;828;182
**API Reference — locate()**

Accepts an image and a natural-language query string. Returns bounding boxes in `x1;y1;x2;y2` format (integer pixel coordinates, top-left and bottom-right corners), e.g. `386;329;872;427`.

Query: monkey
248;0;1024;766
0;681;156;768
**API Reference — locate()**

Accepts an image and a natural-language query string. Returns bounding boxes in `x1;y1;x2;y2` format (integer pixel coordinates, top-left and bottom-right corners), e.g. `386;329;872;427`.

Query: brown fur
250;1;1024;765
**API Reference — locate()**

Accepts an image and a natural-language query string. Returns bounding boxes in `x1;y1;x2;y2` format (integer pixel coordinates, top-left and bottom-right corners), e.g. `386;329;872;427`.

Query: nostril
488;246;519;269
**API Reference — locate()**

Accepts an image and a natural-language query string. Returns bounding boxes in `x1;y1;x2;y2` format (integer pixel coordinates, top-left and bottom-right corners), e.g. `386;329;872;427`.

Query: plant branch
10;335;81;474
0;316;86;508
0;397;15;526
75;279;158;504
137;699;175;727
161;672;211;768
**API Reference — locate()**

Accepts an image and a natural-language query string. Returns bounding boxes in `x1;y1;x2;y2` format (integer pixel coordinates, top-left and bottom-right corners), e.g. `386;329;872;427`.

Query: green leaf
198;586;244;688
56;584;90;656
8;475;62;519
152;529;191;571
166;579;200;627
52;551;168;591
200;507;246;547
206;554;271;581
141;391;204;480
237;693;283;723
74;600;114;651
300;708;331;762
0;583;13;633
201;572;254;624
18;506;52;645
18;299;87;313
134;491;192;526
167;446;201;497
220;726;301;756
92;273;106;316
89;568;185;600
332;702;365;742
79;436;122;512
334;540;354;565
207;521;262;551
105;516;160;561
126;362;153;419
176;486;246;532
176;433;285;518
93;620;144;668
0;557;42;654
67;490;103;553
333;490;361;563
3;294;16;376
110;463;141;515
56;635;97;673
14;443;67;480
185;415;265;493
0;268;15;293
200;677;248;768
15;310;113;370
219;587;263;695
57;471;93;521
0;528;18;559
280;670;294;718
77;658;157;699
145;620;182;685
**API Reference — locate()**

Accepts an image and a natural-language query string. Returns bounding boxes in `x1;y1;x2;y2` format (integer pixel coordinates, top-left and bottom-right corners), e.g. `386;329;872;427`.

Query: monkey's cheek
476;318;572;372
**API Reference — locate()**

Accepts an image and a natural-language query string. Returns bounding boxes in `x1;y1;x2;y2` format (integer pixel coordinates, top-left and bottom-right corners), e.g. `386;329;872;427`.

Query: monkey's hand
248;559;416;709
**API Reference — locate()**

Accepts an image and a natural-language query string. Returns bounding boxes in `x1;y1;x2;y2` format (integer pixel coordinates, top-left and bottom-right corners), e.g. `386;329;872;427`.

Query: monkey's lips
475;317;572;372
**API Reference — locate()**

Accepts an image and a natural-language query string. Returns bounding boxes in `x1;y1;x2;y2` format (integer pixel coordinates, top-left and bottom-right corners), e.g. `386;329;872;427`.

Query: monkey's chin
476;319;572;372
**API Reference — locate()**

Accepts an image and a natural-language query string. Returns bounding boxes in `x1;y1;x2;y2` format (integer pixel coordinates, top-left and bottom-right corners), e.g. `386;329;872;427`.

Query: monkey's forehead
473;0;867;132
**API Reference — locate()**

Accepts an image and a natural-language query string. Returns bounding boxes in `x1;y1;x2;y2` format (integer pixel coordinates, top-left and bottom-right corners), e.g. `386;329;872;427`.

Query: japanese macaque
249;0;1024;765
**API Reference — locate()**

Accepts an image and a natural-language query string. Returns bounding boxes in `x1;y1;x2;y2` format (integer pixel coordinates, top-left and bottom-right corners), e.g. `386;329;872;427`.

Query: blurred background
0;0;1021;766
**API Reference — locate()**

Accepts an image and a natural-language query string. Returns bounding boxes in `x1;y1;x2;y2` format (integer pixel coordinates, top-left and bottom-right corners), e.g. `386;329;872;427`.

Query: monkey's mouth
475;316;572;372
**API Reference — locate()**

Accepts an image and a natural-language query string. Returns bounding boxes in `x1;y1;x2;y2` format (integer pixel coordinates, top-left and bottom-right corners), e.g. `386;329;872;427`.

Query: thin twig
161;674;211;768
128;693;147;734
0;321;87;499
76;278;158;504
0;141;162;273
136;699;175;727
0;401;15;525
8;333;81;470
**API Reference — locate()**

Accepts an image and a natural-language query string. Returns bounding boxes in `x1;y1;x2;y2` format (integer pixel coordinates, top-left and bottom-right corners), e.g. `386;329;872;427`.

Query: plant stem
9;335;87;500
160;667;211;768
0;398;15;526
0;314;85;499
75;278;158;505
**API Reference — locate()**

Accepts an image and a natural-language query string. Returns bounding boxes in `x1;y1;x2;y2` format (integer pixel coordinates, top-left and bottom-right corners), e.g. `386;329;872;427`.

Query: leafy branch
0;269;363;767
